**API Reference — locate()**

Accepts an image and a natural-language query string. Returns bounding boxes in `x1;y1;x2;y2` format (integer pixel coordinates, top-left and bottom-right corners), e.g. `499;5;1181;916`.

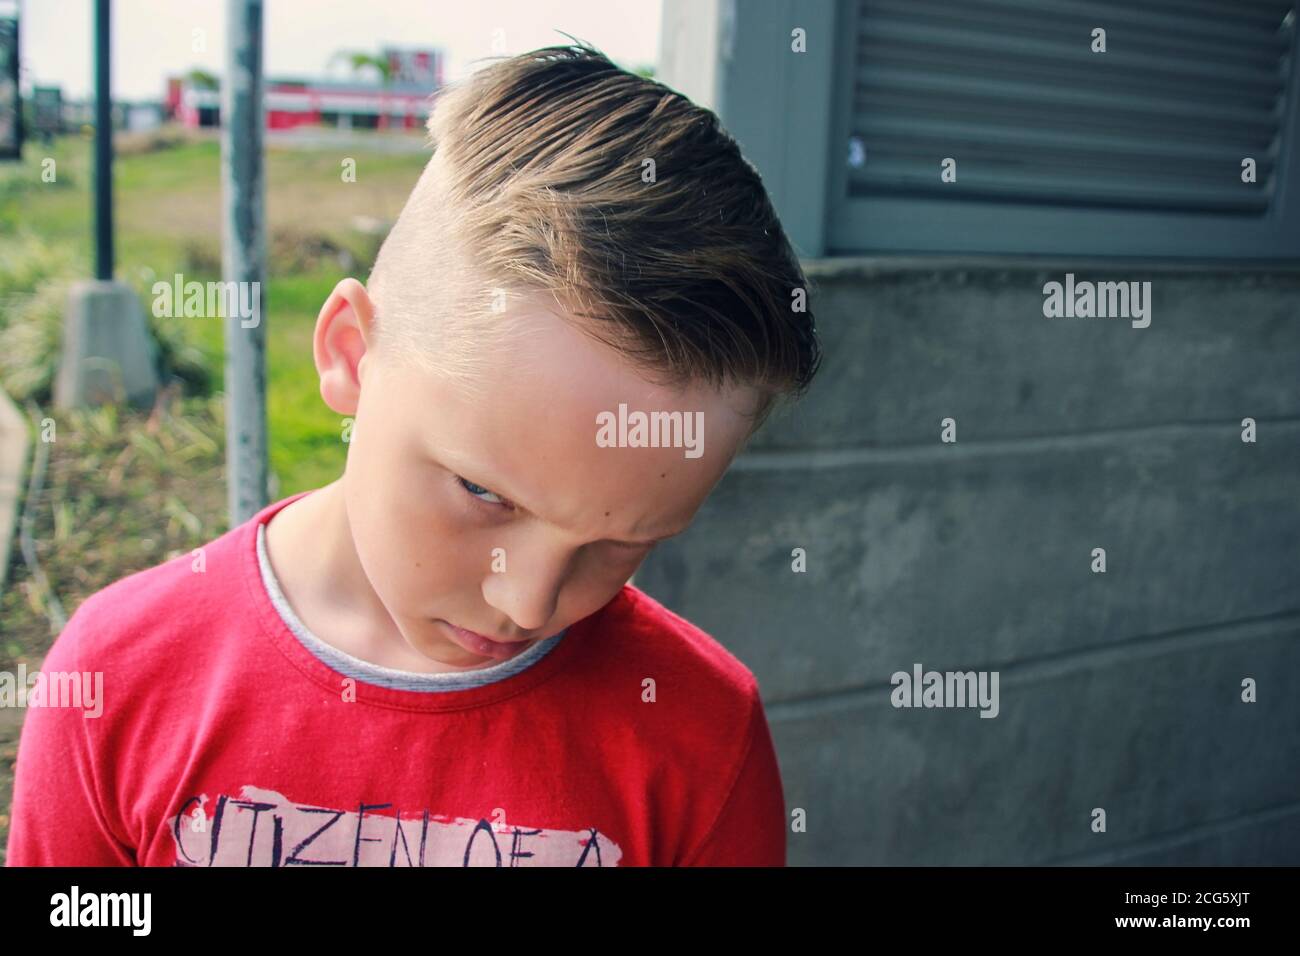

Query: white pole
221;0;268;524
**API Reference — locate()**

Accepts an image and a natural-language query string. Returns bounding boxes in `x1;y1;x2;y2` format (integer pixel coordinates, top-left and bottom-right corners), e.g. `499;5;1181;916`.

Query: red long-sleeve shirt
5;491;786;866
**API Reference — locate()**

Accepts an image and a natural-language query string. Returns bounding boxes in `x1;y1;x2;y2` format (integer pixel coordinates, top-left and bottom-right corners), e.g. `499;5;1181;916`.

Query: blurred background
0;0;1297;866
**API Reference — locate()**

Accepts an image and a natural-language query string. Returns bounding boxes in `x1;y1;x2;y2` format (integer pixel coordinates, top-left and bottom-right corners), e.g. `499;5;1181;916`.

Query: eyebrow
439;452;685;546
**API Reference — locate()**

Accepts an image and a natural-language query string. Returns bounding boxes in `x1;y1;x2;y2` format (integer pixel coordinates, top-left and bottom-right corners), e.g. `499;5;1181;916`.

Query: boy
6;43;820;867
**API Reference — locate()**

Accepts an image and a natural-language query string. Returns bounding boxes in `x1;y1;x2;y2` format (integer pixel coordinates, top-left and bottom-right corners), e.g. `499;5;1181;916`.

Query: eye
457;475;509;508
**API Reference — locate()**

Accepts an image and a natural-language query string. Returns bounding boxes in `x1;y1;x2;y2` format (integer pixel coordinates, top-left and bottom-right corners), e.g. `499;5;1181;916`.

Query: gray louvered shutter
847;0;1297;215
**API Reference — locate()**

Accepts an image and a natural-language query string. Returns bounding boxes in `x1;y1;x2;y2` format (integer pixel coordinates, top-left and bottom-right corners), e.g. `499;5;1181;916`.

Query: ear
314;277;377;416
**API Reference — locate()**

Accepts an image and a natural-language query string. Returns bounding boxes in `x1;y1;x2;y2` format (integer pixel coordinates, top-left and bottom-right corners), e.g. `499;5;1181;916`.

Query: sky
13;0;663;100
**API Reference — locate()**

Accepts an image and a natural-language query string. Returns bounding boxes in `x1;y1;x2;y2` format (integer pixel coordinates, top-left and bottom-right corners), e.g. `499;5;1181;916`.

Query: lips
439;621;533;661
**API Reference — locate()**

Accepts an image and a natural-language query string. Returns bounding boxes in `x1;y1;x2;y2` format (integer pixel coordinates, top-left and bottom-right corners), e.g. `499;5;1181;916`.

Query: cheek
393;502;478;584
556;564;642;629
348;469;475;598
569;547;647;600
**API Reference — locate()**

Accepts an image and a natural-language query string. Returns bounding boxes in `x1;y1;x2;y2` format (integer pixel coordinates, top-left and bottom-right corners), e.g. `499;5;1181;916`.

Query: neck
264;479;394;637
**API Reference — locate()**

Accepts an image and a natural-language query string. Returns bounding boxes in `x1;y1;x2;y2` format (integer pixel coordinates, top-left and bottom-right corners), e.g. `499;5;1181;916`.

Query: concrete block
753;268;1300;451
0;385;29;595
771;619;1300;865
54;279;159;409
637;423;1300;702
1064;805;1300;866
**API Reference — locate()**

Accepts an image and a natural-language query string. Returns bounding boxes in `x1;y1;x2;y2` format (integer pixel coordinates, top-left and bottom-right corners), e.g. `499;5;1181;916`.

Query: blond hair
367;41;822;426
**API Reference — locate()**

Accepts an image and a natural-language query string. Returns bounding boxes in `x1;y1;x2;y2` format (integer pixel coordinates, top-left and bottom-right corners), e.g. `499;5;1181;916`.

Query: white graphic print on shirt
168;786;624;867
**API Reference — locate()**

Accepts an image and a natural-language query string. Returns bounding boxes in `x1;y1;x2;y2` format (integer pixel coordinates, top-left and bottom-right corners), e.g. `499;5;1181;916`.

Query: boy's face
317;280;759;669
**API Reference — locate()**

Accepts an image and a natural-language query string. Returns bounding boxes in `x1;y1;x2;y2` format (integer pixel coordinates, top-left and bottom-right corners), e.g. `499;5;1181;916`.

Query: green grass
2;129;427;494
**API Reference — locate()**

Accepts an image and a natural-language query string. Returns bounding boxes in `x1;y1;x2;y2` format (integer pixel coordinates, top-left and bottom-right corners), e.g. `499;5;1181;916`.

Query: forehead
375;297;757;540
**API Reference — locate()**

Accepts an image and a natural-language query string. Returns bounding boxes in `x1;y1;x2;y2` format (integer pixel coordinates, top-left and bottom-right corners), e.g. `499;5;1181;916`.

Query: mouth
438;620;534;661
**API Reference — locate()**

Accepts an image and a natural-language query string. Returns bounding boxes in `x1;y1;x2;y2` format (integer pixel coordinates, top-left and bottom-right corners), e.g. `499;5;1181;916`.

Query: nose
481;542;574;632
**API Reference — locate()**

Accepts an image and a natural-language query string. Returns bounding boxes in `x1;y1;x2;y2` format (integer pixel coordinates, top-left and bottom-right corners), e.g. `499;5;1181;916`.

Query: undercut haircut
366;40;822;430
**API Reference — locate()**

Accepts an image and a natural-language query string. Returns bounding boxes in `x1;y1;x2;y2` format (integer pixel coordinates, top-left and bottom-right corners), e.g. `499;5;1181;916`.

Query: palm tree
185;68;219;91
330;51;393;86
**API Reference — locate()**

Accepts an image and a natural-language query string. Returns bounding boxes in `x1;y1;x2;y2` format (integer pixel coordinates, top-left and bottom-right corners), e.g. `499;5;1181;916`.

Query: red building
169;48;442;131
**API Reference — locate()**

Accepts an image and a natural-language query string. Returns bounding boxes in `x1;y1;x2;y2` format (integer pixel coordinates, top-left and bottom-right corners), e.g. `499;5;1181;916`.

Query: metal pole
222;0;268;524
93;0;112;280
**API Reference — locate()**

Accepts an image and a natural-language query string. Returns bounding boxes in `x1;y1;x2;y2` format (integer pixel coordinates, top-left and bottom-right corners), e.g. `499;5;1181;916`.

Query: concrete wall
634;258;1300;865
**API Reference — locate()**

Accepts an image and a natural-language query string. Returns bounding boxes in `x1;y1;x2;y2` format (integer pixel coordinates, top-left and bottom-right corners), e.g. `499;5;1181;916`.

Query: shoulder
598;582;761;709
580;585;781;864
42;521;247;685
579;583;765;769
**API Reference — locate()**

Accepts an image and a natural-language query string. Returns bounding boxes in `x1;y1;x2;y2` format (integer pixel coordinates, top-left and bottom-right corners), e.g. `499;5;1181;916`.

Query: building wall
633;259;1300;865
